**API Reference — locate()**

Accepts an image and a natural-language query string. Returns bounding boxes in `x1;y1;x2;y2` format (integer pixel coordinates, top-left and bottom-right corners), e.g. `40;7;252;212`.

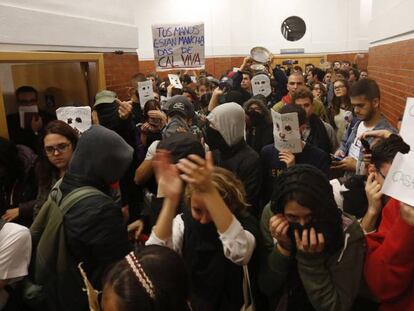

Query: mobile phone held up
360;138;372;154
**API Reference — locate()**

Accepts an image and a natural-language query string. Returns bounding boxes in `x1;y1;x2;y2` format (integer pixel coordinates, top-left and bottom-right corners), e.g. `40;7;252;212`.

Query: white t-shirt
348;122;374;160
144;140;160;161
0;223;32;280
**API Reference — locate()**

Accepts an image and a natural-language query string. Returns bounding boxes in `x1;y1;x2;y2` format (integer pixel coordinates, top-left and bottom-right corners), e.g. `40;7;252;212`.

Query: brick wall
326;52;369;70
103;52;140;100
367;39;414;126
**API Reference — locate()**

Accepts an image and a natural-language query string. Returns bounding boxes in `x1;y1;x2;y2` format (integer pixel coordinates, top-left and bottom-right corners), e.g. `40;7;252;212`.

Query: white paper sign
152;22;205;71
137;81;154;109
271;110;302;153
382;152;414;206
252;73;271;97
168;74;183;89
190;76;197;84
18;105;38;129
399;97;414;148
56;106;91;133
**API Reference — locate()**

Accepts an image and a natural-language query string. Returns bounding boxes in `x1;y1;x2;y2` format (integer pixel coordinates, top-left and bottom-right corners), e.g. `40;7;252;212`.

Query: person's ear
372;98;380;109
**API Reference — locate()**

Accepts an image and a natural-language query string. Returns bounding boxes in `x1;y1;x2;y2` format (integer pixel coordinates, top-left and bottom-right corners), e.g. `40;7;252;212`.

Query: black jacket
212;140;261;217
61;126;132;308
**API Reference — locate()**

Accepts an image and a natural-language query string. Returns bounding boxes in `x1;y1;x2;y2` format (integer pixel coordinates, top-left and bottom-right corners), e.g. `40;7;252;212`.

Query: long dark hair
328;78;351;129
0;138;23;188
143;99;161;122
271;165;344;255
103;245;189;311
37;120;78;188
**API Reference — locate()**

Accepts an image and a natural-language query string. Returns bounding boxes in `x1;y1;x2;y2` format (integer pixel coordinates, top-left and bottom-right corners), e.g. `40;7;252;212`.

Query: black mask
205;126;228;151
247;111;264;126
287;221;313;251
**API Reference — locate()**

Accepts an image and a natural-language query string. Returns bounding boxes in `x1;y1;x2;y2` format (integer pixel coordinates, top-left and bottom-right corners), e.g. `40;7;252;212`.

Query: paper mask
252;73;271;97
271;110;302;153
18;105;38;129
137;81;155;109
168;74;183;89
399;97;414;148
56;106;91;133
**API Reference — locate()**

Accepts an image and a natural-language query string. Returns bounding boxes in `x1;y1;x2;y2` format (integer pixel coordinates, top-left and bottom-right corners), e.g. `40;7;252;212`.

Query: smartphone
360;138;371;153
330;154;344;161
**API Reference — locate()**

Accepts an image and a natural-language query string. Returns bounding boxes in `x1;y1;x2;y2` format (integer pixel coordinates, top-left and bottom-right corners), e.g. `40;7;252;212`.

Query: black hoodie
61;125;133;297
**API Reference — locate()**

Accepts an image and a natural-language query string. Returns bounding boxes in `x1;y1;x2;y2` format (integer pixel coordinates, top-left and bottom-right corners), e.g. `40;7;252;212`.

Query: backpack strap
58;186;110;215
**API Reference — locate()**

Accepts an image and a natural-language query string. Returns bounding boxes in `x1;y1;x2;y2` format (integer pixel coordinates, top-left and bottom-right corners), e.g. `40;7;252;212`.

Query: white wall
0;0;139;51
0;0;371;55
134;0;370;60
369;0;414;46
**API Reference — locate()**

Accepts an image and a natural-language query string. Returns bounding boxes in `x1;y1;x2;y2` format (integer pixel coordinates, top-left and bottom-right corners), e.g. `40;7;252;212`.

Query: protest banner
399;97;414;148
381;152;414;206
152;22;205;71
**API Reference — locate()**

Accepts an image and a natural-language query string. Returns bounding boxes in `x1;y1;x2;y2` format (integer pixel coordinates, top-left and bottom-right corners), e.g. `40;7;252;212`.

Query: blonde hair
184;167;249;213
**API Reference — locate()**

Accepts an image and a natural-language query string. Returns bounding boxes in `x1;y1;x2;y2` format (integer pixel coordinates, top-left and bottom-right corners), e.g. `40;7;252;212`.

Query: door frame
0;51;106;139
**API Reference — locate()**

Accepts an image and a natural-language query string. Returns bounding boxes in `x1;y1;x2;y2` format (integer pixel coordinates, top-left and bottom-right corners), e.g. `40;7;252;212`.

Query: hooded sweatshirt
62;125;133;295
207;103;262;217
207;102;245;147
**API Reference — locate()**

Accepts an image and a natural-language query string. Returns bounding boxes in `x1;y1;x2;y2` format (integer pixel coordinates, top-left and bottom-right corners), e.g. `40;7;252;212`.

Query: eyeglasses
45;143;71;155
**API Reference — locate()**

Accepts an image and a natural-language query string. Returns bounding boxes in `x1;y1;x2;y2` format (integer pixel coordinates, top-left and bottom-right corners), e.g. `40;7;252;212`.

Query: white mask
271;110;302;153
138;81;155;109
56;106;91;133
252;73;271;97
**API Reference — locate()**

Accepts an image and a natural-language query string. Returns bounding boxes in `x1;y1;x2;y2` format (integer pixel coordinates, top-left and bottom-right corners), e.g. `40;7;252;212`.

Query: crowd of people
0;57;413;311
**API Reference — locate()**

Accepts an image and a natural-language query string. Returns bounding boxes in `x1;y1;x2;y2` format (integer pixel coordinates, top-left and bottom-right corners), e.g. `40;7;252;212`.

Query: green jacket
258;204;365;311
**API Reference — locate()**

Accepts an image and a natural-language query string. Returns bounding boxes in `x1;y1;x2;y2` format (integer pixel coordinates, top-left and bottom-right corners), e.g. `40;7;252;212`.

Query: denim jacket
338;115;397;169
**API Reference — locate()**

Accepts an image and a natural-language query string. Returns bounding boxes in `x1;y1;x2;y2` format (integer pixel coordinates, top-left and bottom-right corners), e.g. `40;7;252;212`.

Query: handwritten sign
399;97;414;148
137;81;154;109
56;106;91;133
18;105;38;129
271;110;302;153
382;152;414;206
152;22;205;71
168;74;183;89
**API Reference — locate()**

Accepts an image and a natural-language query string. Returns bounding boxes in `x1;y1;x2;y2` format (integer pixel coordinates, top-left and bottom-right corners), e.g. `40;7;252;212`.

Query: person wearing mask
31;125;133;310
333;79;396;176
206;102;261;217
292;87;338;154
260;104;331;207
6;86;56;152
2;120;78;225
244;98;274;154
147;150;257;310
259;165;365;311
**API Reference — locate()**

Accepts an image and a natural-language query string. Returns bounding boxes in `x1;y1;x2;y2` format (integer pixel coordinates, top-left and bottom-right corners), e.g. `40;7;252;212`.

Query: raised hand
152;150;183;201
279;150;295;168
177;151;214;193
365;173;383;214
269;214;292;256
116;99;133;120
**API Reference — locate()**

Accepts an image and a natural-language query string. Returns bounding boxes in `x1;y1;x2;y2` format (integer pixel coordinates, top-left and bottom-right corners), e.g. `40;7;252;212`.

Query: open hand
177;151;214;193
153;150;183;201
2;208;19;222
365;173;383;214
116;99;133;120
331;156;357;171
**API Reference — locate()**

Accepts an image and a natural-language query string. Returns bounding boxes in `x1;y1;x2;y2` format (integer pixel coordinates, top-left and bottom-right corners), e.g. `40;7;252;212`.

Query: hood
67;125;133;185
207;102;245;146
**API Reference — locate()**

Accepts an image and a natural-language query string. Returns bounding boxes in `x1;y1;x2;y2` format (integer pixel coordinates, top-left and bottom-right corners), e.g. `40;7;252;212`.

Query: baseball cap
166;95;194;119
157;132;205;164
94;90;116;107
